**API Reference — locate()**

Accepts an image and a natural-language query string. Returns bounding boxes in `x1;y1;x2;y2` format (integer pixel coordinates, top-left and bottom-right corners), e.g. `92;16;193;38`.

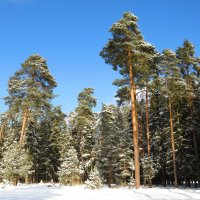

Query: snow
0;184;200;200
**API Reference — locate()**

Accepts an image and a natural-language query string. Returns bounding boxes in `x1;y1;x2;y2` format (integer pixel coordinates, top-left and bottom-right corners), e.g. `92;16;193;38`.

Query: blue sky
0;0;200;114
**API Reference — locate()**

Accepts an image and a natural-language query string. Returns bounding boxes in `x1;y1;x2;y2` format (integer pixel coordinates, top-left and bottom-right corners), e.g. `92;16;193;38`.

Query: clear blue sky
0;0;200;114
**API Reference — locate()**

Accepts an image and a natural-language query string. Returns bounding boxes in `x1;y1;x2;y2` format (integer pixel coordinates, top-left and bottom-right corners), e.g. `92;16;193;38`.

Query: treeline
0;12;200;189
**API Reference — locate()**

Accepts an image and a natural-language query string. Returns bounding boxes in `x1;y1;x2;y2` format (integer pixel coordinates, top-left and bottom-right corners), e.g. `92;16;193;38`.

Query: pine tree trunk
12;176;18;186
169;99;178;188
19;108;29;148
145;87;150;159
128;49;140;189
25;173;29;184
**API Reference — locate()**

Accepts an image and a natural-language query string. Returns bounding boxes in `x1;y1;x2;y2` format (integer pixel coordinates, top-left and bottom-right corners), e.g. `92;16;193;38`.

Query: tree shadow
132;189;154;199
168;188;200;199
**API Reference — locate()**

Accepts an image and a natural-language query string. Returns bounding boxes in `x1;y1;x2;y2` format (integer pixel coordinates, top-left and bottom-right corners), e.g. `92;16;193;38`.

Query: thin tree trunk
19;108;29;148
25;173;29;184
123;148;127;186
128;49;140;189
12;176;18;186
145;87;150;159
108;165;112;188
169;99;178;188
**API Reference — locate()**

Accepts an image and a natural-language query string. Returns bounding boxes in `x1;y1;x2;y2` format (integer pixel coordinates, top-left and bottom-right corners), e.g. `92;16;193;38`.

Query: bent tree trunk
169;99;178;188
19;108;29;148
128;49;140;189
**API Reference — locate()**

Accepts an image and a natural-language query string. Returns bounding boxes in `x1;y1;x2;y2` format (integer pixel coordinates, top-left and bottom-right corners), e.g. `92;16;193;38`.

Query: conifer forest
1;12;200;190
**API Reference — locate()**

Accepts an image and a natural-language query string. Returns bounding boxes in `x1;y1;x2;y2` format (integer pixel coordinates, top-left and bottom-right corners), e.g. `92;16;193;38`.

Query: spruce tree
98;104;119;187
115;106;134;186
58;146;80;185
0;143;32;186
69;88;97;183
85;166;103;189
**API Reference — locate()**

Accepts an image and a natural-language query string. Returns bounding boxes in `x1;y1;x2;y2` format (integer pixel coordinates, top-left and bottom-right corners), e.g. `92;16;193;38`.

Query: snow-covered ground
0;183;200;200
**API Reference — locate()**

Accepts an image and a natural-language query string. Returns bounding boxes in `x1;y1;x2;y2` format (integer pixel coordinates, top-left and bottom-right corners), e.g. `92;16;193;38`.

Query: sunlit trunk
19;108;29;148
128;49;140;189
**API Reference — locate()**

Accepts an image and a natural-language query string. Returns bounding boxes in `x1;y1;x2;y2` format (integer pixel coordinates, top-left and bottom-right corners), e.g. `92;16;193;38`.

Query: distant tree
69;88;97;182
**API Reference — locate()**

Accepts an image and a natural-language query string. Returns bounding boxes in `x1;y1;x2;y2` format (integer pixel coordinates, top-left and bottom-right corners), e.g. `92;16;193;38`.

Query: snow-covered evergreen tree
0;143;32;186
115;106;134;186
128;176;135;188
141;156;157;187
85;166;103;189
69;88;97;182
98;104;119;187
58;146;80;185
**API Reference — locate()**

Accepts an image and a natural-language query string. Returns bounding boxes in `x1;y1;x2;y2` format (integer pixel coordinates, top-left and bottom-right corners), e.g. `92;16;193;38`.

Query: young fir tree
100;12;152;188
58;146;80;185
85;166;103;189
0;143;32;186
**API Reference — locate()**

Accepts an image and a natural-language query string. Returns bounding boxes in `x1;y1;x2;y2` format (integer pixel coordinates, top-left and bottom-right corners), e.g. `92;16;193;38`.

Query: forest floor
0;183;200;200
